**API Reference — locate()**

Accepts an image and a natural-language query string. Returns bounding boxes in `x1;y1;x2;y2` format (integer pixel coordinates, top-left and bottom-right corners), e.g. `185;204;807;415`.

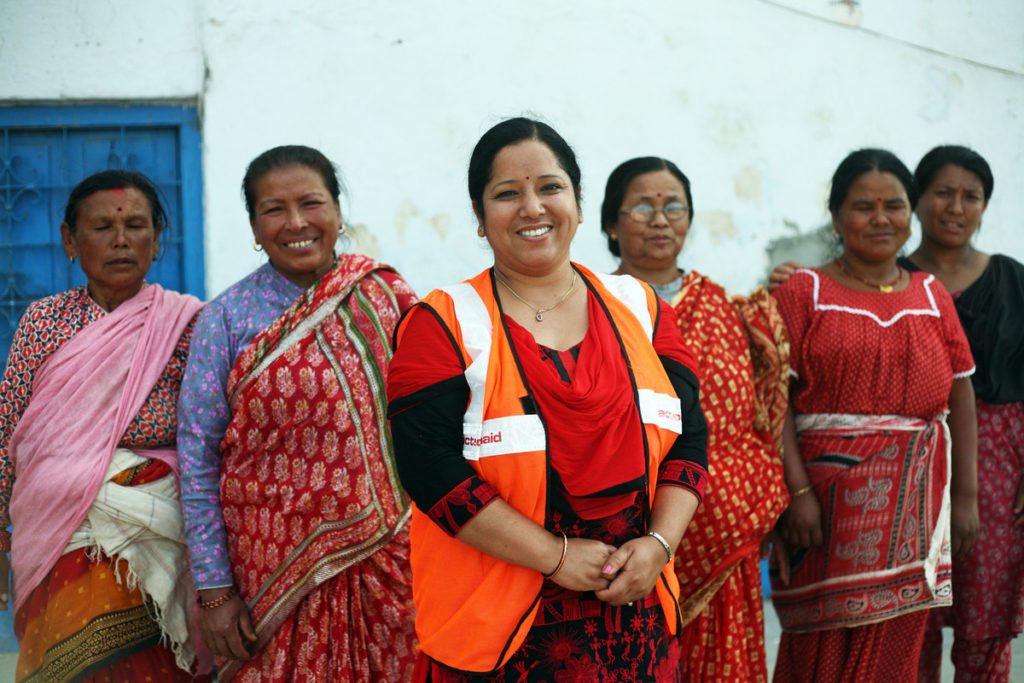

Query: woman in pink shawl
0;170;208;681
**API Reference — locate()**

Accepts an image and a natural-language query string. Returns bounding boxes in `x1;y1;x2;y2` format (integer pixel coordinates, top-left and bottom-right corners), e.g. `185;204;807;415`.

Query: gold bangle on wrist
791;484;814;497
543;533;568;579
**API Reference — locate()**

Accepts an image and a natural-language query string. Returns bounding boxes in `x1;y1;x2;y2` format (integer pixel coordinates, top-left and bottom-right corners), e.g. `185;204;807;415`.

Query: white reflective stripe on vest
440;282;492;425
638;389;683;434
462;414;547;460
589;271;654;340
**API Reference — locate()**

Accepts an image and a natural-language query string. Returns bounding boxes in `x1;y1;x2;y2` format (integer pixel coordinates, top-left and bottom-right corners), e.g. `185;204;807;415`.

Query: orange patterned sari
217;255;417;682
671;272;790;682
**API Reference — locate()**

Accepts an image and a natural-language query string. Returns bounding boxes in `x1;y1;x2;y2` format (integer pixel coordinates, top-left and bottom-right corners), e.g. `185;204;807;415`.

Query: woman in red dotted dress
770;149;978;682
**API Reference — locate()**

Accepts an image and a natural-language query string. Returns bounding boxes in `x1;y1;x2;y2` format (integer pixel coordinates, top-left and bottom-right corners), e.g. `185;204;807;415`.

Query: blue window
0;105;205;360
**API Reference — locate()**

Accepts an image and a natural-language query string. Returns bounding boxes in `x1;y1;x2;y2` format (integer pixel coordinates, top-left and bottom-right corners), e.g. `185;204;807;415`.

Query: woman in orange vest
387;117;709;681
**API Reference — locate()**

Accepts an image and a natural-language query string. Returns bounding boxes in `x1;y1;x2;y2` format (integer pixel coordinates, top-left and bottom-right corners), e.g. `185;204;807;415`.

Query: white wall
3;0;1022;298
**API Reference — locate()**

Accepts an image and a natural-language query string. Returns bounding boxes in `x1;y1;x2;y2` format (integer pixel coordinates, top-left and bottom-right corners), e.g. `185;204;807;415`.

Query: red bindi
656;192;662;197
116;207;122;212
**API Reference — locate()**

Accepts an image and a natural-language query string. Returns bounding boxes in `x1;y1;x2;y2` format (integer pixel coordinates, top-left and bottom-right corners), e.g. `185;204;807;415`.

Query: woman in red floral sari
177;146;418;682
600;157;791;681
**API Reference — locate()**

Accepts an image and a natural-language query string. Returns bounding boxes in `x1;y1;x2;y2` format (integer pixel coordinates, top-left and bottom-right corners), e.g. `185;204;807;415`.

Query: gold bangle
542;533;568;579
791;484;814;497
198;587;235;610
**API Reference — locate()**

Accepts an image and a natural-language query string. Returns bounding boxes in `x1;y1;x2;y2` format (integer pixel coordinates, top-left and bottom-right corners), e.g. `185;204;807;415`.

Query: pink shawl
7;284;202;612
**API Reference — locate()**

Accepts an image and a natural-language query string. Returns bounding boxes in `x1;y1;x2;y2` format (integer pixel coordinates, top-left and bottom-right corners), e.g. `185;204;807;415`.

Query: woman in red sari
600;156;790;681
177;145;417;682
770;148;978;682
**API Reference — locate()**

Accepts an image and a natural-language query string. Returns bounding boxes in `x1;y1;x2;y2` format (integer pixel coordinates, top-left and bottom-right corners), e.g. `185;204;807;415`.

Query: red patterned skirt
231;527;417;683
418;504;681;683
927;400;1024;642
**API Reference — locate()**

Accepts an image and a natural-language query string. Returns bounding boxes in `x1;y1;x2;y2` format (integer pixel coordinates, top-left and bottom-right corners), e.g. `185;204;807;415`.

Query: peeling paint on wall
830;1;863;27
394;199;419;244
431;213;450;240
733;166;763;202
698;211;738;243
766;224;834;269
346;222;380;258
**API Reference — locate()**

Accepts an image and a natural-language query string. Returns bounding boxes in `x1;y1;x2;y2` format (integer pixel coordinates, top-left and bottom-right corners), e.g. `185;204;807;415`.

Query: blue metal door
0;105;205;360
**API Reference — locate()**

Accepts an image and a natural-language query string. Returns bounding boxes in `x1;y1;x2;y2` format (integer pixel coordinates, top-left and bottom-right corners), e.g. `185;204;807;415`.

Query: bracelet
542;533;568;579
646;531;673;563
198;587;235;610
790;484;814;497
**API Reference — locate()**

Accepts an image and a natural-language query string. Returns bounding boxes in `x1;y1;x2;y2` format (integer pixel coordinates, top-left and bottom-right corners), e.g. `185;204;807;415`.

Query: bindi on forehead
656;192;662;197
116;206;123;212
525;176;530;180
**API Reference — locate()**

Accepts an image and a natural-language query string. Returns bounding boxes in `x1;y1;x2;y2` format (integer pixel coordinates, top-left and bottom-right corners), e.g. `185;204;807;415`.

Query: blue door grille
0;106;205;361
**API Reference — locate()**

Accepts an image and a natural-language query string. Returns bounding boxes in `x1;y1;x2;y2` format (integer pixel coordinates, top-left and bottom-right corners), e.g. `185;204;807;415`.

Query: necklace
835;257;903;293
494;268;578;322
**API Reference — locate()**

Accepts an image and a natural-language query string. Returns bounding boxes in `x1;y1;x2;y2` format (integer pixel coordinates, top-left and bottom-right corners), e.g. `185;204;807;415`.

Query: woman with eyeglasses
600;157;791;681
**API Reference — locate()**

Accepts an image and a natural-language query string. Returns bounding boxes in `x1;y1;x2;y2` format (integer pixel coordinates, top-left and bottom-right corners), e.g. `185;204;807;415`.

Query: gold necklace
836;257;903;293
494;269;578;322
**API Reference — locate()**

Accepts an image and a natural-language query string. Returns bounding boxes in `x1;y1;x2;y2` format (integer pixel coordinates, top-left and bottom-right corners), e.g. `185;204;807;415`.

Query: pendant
535;312;544;322
879;285;893;293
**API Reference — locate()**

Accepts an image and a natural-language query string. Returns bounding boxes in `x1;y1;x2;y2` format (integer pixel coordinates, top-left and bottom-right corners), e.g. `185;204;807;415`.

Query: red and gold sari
671;272;790;682
218;255;417;682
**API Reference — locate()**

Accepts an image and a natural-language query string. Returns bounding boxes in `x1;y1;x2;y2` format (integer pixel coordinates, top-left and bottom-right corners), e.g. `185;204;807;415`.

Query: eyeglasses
620;202;689;223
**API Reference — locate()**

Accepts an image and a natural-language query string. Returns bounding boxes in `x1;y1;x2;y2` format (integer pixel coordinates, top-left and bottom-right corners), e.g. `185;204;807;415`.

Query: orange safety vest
394;263;684;673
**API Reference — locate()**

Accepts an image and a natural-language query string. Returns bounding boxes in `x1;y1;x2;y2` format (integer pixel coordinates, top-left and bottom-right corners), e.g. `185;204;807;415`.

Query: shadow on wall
766;223;835;272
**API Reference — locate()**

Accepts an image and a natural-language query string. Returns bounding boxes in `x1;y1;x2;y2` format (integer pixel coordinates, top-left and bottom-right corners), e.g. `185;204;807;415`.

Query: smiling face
608;170;689;277
476;140;581;278
61;187;160;307
916;164;987;250
250;164;341;288
833;170;912;265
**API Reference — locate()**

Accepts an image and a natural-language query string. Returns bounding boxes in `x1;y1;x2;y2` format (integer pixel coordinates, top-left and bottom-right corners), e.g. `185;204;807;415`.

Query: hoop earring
340;223;348;236
253;240;263;252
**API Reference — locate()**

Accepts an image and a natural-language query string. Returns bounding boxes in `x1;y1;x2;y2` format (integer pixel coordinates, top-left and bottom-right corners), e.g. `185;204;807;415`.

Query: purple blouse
177;263;305;589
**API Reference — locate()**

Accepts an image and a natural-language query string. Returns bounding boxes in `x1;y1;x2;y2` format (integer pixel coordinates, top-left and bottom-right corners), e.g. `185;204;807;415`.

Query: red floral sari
670;273;790;682
218;255;417;682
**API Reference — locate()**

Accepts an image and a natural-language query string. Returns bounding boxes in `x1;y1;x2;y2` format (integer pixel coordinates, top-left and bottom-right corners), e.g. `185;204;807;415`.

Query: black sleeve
659;355;709;471
388;374;478;510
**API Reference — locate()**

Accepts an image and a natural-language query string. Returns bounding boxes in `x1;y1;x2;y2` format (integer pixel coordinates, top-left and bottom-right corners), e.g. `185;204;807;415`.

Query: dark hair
828;148;917;214
242;145;344;219
467;117;582;221
63;169;168;233
914;144;993;202
600;157;693;257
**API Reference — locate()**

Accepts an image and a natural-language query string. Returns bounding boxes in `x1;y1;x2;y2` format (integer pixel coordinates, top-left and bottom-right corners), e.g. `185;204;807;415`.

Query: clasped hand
552;536;668;606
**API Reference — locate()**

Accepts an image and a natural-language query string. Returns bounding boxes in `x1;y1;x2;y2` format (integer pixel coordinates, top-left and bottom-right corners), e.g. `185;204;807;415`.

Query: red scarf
504;292;647;518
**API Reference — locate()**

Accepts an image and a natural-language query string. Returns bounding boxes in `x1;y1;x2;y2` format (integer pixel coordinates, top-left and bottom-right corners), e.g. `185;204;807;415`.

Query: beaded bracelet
543;533;569;579
198;587;235;610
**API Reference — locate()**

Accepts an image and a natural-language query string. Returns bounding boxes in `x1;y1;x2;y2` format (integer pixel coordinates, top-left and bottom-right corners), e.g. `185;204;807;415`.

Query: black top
899;253;1024;404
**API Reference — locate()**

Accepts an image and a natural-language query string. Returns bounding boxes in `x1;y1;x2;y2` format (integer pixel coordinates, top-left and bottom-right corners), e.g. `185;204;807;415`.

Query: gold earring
69;254;76;264
253;240;263;252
